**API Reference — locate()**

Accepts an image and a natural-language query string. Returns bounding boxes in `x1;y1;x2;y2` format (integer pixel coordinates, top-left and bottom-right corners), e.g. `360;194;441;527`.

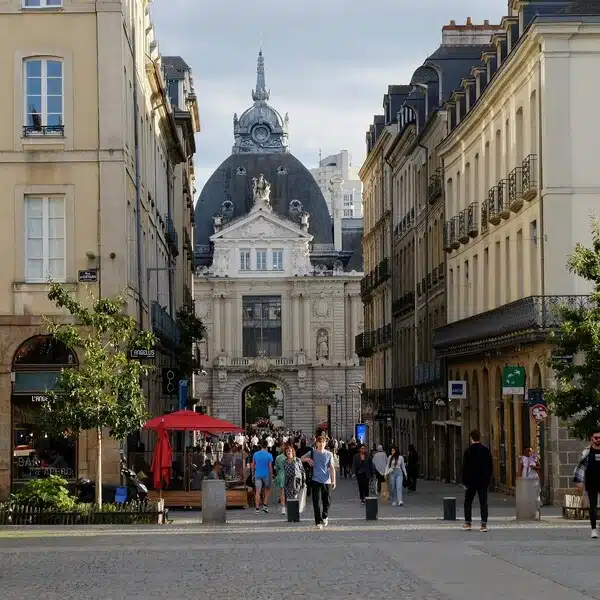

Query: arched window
13;335;76;369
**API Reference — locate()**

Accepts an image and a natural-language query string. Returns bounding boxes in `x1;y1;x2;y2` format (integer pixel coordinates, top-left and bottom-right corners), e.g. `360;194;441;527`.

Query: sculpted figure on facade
252;173;271;207
291;245;312;276
316;329;329;360
212;248;231;276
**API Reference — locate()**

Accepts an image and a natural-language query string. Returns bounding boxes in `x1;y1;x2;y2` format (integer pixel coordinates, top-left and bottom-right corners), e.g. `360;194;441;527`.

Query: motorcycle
76;456;148;503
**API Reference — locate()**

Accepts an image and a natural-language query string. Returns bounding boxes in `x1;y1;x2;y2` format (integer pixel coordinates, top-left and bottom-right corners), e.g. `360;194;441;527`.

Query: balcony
522;154;538;200
450;216;460;249
480;200;489;233
182;283;193;314
458;209;469;244
508;167;524;212
497;179;511;220
415;360;442;387
392;292;415;316
426;273;432;290
151;301;181;348
467;202;479;237
355;332;372;358
183;226;193;256
432;268;438;285
355;324;392;357
428;171;443;204
487;185;501;225
433;294;590;357
443;221;452;252
165;217;179;258
417;282;422;297
438;262;445;280
360;258;391;298
23;125;65;137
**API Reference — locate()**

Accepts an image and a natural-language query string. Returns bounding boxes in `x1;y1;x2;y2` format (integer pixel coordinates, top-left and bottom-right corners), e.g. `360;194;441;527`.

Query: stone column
303;295;311;358
291;293;300;355
224;296;232;356
213;294;222;355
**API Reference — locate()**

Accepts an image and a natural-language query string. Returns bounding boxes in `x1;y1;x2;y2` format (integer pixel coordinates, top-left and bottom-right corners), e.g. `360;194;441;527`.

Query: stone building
0;0;197;499
193;52;364;437
434;0;600;500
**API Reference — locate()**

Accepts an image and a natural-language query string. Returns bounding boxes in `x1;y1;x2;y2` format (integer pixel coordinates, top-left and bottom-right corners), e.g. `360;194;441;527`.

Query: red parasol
143;410;244;433
150;425;172;490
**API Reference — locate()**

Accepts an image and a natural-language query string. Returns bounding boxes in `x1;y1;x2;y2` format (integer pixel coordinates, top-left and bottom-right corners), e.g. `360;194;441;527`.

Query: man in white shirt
266;434;274;449
520;447;540;479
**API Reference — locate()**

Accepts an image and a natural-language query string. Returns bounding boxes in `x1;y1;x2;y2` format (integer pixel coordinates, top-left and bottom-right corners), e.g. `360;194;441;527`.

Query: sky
151;0;506;195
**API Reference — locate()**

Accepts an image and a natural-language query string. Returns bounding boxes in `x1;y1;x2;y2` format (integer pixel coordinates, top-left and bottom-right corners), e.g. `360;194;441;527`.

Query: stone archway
233;373;293;430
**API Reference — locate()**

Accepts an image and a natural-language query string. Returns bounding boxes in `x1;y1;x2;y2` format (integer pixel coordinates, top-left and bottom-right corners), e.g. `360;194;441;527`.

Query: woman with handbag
283;445;306;513
387;446;408;506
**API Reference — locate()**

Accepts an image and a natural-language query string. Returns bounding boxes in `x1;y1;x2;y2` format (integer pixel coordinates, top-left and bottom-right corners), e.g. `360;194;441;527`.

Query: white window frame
23;0;63;7
272;249;283;271
240;249;251;271
23;57;64;134
256;249;267;271
24;195;66;283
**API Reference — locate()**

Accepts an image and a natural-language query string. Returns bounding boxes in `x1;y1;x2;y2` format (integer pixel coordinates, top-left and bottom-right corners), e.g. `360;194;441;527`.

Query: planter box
563;493;589;520
0;500;166;525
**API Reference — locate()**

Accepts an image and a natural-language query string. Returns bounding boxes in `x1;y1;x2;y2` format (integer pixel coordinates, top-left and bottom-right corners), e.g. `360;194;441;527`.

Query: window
343;192;353;205
256;249;267;271
242;296;282;357
343;209;353;217
167;80;180;108
240;249;251;271
23;0;62;7
24;58;63;135
25;196;65;282
272;249;283;271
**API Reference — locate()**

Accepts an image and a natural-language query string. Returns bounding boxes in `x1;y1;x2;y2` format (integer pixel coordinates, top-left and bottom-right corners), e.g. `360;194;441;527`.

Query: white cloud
152;0;506;192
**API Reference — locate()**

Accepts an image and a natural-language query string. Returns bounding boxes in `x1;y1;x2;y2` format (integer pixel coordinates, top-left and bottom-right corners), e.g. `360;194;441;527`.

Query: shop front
10;335;78;492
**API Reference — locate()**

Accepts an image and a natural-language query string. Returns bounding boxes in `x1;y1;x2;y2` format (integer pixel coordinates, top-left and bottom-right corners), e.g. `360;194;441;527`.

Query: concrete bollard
202;479;226;524
287;499;300;523
443;496;457;520
516;477;540;521
365;496;378;521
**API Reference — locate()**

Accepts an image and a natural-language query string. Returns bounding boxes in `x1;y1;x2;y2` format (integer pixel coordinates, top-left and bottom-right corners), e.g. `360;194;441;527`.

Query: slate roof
162;56;190;80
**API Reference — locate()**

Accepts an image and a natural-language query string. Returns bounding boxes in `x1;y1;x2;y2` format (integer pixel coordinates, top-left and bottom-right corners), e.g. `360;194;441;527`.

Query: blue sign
355;423;367;445
178;379;189;410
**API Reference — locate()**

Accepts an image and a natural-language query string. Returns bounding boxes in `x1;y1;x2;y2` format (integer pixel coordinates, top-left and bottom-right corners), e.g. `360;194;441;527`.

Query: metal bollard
287;499;300;523
365;496;379;521
443;496;457;521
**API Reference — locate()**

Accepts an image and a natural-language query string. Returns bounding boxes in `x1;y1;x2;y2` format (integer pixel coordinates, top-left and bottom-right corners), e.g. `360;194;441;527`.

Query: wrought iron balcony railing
438;262;445;280
497;179;510;219
522;154;538;200
488;185;501;225
450;216;460;249
427;171;443;204
392;292;415;316
508;166;524;212
151;301;181;347
165;216;179;258
23;125;65;137
480;200;489;233
433;294;590;357
458;209;469;243
467;202;479;237
443;220;452;252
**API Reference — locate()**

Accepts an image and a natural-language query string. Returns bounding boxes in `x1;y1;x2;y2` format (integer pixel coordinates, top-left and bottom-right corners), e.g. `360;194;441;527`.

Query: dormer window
277;165;288;175
236;166;246;175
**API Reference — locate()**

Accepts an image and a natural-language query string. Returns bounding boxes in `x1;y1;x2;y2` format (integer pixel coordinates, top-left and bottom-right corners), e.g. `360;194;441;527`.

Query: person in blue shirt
251;440;273;513
302;435;336;529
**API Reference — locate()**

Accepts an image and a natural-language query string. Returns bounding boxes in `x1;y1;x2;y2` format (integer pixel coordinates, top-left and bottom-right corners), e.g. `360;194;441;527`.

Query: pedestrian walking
387;446;407;506
353;444;373;504
372;445;388;494
251;440;273;514
283;445;306;507
274;442;287;515
301;435;336;529
573;429;600;539
406;444;419;492
462;429;493;532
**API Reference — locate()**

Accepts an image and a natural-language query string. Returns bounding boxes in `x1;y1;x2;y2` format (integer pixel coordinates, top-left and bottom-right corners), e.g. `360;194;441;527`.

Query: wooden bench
148;488;248;509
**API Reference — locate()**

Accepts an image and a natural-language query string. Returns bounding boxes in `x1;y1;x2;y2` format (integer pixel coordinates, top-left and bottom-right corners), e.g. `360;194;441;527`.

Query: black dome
194;153;333;246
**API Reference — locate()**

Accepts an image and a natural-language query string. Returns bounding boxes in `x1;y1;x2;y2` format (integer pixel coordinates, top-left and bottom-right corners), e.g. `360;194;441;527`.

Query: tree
175;308;205;381
546;220;600;439
244;382;278;425
42;283;155;505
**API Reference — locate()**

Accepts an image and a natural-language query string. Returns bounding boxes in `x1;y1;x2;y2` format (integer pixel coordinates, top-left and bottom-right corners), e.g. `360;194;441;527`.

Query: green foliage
9;476;76;511
245;382;278;424
42;283;156;440
176;308;205;379
546;220;600;439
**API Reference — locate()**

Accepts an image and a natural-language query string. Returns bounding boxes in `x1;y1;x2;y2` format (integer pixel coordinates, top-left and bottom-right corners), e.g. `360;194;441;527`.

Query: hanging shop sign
448;380;467;400
502;366;525;395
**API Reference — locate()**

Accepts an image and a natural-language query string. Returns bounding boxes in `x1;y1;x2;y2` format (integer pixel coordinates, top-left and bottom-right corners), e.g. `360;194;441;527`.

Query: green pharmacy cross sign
502;366;525;395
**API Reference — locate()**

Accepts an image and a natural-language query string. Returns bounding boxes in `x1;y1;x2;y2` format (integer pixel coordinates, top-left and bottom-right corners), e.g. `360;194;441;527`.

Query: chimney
466;17;472;25
441;18;502;46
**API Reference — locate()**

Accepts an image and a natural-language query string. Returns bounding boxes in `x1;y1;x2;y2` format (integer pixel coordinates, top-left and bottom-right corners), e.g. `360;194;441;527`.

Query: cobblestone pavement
1;478;593;600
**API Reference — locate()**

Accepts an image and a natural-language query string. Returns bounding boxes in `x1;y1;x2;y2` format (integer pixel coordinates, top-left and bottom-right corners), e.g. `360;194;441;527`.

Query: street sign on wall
502;366;525;395
448;380;467;400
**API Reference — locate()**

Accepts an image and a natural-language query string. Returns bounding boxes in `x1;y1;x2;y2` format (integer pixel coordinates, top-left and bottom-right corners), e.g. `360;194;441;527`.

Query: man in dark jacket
462;429;493;532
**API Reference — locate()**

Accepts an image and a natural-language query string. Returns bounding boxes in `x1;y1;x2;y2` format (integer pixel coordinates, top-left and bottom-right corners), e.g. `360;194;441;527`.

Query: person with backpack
573;428;600;539
301;435;336;529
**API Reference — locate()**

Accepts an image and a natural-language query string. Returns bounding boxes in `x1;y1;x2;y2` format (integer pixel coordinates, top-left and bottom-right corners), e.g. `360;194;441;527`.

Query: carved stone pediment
211;212;312;242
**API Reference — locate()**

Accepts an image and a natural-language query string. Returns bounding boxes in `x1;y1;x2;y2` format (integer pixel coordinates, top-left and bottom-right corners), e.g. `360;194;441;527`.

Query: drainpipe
132;22;144;327
166;158;175;317
95;3;102;301
384;152;395;446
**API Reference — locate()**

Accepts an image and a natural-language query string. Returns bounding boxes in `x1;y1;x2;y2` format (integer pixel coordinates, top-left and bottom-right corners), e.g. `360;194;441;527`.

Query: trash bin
202;479;226;524
516;477;540;521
